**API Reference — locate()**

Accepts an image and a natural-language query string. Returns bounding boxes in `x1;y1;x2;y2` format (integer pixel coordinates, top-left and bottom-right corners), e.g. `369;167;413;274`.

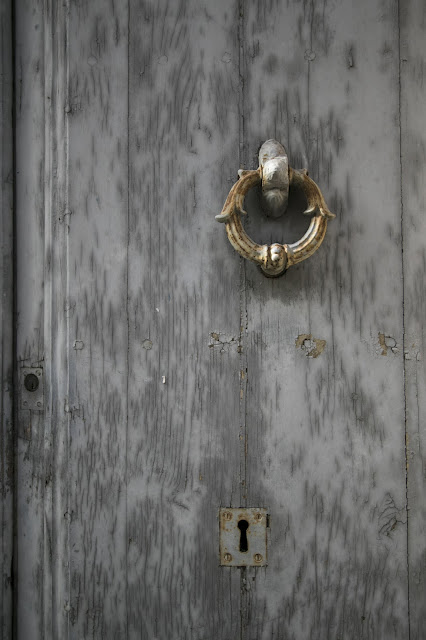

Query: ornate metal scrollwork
216;139;335;277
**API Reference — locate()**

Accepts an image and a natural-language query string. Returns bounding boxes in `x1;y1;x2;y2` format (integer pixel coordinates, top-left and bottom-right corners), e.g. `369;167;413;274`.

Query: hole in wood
238;519;249;553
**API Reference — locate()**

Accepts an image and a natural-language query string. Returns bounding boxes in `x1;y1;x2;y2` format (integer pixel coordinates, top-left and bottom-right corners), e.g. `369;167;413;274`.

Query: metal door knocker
216;139;335;277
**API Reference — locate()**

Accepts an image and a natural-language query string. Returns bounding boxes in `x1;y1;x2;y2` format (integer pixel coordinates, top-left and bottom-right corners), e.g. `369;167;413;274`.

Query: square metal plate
219;508;268;567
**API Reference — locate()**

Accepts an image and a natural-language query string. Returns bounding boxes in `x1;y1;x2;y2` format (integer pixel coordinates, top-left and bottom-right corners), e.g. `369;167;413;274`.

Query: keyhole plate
219;508;268;567
20;367;44;411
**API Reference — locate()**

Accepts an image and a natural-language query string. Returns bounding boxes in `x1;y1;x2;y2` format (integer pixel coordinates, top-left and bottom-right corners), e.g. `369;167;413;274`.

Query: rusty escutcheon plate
20;367;44;411
219;507;268;567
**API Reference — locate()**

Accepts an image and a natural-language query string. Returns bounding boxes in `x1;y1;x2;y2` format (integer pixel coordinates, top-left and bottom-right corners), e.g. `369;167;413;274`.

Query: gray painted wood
241;1;408;638
12;0;424;638
66;2;129;637
401;1;426;638
126;2;242;638
0;0;13;637
64;1;242;637
15;1;50;637
15;2;71;637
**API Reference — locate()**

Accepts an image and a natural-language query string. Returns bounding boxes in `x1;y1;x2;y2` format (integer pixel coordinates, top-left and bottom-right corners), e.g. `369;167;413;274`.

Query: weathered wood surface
12;0;426;638
66;2;129;637
15;1;51;637
126;2;242;637
401;1;426;638
0;0;13;637
240;1;408;638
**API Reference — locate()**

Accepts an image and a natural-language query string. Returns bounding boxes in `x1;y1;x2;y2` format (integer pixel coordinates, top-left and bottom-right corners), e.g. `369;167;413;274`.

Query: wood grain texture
0;0;13;637
66;1;129;637
15;1;49;636
400;1;426;637
240;1;408;638
127;1;242;637
13;0;419;638
15;2;71;638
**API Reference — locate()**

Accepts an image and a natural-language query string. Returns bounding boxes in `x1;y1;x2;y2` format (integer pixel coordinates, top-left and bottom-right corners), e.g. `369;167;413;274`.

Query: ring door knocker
216;139;335;277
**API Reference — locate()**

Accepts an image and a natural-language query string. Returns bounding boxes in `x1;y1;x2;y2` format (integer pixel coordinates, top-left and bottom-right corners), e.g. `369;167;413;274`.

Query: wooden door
2;0;426;638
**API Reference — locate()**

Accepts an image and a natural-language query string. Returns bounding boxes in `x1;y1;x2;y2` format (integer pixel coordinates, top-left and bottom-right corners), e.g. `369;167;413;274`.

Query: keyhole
24;373;39;392
238;519;249;553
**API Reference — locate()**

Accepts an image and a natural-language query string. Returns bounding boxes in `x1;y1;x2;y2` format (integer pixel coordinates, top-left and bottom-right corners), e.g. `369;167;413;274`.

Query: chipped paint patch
378;332;387;355
378;333;398;356
296;334;326;358
208;332;241;354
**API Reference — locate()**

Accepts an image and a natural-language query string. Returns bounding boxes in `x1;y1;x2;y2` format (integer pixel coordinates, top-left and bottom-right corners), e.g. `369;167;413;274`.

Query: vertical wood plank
15;1;48;636
0;0;14;636
400;1;426;637
127;1;242;637
241;1;408;638
42;1;71;637
66;1;129;637
15;1;71;637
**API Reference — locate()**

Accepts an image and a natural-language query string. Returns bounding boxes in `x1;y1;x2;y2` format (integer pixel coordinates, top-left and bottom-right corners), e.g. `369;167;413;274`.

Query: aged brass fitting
216;139;335;277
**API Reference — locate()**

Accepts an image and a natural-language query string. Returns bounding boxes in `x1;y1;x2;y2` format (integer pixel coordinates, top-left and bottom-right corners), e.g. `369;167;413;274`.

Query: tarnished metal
216;139;335;277
20;367;44;410
219;508;268;567
258;139;290;217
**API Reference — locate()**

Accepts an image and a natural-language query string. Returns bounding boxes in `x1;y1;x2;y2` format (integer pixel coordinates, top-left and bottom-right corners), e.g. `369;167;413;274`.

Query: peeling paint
378;333;398;355
208;332;240;354
378;333;387;355
296;334;326;358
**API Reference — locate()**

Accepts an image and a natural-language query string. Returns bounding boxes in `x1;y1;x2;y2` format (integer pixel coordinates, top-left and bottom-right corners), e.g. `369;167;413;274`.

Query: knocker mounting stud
216;140;335;277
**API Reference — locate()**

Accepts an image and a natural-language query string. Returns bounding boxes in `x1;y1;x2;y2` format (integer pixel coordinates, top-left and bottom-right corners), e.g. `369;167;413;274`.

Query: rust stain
378;333;398;355
378;332;387;355
296;334;326;358
295;333;311;348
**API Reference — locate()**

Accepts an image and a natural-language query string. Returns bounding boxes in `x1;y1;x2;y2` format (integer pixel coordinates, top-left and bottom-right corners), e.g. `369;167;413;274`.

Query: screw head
223;553;232;563
223;511;233;521
254;553;263;563
37;401;42;407
254;513;263;522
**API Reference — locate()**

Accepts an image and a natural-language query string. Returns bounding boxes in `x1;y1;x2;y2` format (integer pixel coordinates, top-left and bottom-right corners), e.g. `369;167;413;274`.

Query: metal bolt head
223;511;233;521
254;513;263;522
254;553;263;563
223;553;232;563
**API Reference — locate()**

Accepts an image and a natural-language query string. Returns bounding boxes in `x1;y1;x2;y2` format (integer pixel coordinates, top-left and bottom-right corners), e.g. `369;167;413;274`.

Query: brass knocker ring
216;140;335;277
